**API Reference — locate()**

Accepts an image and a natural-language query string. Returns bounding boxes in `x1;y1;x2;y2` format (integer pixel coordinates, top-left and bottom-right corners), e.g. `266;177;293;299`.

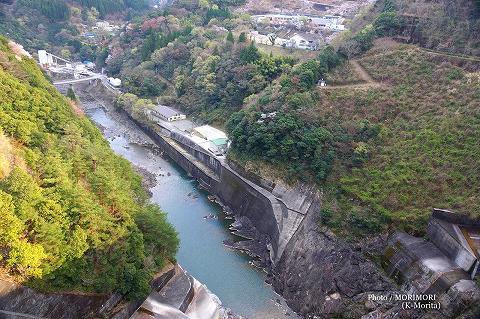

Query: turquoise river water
83;103;298;319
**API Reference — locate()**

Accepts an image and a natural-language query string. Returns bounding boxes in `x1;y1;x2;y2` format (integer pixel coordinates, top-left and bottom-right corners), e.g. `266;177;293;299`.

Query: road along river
77;91;299;319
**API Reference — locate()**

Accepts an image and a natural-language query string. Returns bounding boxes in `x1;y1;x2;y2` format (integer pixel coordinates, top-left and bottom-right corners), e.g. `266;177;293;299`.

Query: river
79;94;299;319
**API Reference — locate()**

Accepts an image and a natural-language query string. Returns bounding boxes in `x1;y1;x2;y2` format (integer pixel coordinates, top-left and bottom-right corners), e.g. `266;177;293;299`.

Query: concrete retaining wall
153;122;280;254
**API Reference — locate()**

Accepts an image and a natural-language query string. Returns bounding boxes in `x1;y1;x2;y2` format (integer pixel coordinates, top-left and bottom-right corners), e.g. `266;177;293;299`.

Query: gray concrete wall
427;219;477;273
127;115;309;264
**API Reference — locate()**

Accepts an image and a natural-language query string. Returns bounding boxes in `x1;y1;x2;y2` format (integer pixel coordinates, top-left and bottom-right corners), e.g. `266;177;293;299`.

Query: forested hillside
106;0;290;124
225;0;480;237
347;0;480;56
231;41;480;236
0;37;178;299
105;0;480;239
0;0;148;63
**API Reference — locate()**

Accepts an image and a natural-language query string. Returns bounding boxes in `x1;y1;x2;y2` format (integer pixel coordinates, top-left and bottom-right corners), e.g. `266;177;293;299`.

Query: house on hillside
253;14;304;28
287;32;321;50
252;14;346;31
249;31;289;46
150;105;186;122
310;15;346;31
249;30;320;50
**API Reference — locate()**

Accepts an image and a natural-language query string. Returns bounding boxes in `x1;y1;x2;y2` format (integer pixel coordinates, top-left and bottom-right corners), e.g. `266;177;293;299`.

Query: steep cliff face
272;201;397;318
0;280;118;318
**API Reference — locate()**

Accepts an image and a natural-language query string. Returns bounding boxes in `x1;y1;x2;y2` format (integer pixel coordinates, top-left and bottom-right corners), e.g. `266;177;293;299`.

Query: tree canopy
0;36;178;299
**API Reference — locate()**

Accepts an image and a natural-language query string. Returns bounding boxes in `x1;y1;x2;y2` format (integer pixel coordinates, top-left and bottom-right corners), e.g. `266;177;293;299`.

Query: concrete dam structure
383;209;480;317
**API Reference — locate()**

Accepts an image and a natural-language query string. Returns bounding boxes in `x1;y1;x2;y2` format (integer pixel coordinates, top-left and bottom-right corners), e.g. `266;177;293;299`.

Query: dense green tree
19;0;70;21
374;12;402;37
318;46;343;72
238;32;247;43
239;42;261;64
383;0;397;12
77;0;148;16
226;112;337;182
66;87;77;100
226;31;234;43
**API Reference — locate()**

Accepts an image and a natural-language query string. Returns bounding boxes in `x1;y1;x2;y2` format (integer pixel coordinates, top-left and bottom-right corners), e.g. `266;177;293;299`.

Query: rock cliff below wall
0;279;119;318
272;201;397;318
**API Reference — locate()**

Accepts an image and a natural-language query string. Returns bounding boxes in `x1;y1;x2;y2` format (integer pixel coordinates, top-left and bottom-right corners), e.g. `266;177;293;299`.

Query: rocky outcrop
0;279;116;319
273;206;480;319
272;201;397;318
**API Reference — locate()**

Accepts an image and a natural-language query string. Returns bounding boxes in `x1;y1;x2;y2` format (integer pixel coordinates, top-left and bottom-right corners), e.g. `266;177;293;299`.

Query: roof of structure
152;105;183;118
211;138;228;146
193;125;227;141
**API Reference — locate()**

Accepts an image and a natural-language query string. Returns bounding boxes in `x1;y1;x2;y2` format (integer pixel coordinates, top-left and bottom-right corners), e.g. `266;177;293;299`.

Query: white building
310;15;345;31
249;31;289;46
253;14;304;28
151;105;186;122
192;125;229;156
38;50;53;67
252;14;345;31
249;31;320;50
288;33;319;50
95;21;119;32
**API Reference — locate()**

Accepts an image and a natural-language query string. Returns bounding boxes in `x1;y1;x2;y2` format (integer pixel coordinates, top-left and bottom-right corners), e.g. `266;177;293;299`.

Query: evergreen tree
66;87;77;101
238;32;247;43
226;31;234;43
239;42;260;64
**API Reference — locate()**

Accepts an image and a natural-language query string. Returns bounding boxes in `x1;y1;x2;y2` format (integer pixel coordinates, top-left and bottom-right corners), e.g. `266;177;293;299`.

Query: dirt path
319;82;384;90
420;48;480;63
350;60;375;83
319;60;383;90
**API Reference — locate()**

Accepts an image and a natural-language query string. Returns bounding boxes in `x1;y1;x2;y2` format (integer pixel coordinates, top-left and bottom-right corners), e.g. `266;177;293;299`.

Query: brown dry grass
68;99;85;117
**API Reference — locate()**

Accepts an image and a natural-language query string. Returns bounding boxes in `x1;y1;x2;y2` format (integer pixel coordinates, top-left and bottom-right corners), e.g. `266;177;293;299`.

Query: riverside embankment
74;84;300;319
